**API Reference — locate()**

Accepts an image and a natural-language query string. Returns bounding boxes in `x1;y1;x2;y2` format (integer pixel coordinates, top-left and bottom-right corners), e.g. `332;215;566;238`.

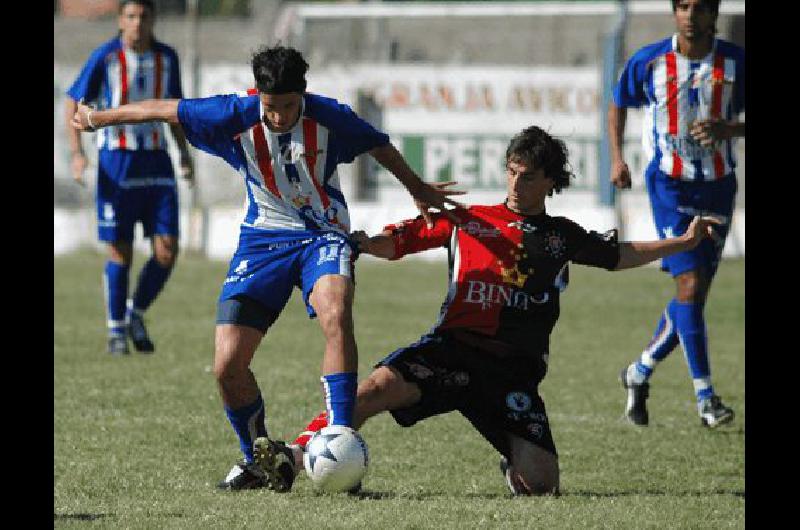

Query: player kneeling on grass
279;125;723;495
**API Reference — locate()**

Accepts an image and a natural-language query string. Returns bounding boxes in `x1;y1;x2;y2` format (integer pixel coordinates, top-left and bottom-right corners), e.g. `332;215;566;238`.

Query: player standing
285;126;722;495
71;45;462;491
608;0;744;427
64;0;194;356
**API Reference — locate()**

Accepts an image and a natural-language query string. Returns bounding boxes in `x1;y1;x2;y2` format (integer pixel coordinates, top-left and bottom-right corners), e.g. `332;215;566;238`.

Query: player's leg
300;234;361;428
213;234;300;491
127;185;180;352
97;171;136;355
104;240;134;355
621;170;682;424
214;299;280;491
289;366;422;467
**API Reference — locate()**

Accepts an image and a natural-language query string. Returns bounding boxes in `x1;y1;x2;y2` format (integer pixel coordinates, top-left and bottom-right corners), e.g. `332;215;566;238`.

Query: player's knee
154;242;178;268
510;468;559;496
676;271;708;303
317;299;353;336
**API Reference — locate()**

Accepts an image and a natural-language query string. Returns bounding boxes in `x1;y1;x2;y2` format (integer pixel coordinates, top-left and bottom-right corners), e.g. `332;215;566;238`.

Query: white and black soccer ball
303;425;368;492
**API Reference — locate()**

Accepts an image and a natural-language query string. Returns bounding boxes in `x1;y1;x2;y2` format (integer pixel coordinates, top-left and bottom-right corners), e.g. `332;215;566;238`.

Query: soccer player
65;0;194;356
607;0;744;428
71;45;462;491
284;125;722;495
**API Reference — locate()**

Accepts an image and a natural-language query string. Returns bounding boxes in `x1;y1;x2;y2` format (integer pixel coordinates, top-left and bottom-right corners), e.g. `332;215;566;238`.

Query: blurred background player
285;126;722;495
64;0;194;356
608;0;744;428
71;45;462;492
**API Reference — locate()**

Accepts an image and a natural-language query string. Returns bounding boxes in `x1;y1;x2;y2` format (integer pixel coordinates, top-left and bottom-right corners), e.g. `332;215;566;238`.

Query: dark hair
251;46;309;95
670;0;720;14
119;0;155;13
505;126;574;195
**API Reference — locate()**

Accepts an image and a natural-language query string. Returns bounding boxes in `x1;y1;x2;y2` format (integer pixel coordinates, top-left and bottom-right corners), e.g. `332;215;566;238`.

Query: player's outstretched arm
369;143;465;228
351;230;396;260
71;99;181;132
614;215;722;270
607;102;632;190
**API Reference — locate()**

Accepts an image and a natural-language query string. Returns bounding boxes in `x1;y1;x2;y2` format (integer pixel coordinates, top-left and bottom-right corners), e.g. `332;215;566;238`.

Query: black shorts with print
376;332;557;458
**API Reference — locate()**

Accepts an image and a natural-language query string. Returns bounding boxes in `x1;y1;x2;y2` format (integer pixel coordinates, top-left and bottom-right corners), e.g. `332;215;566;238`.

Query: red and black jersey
384;203;620;359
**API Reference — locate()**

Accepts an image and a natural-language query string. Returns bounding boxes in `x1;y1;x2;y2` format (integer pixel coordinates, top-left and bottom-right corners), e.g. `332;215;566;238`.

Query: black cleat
253;437;296;493
620;367;649;426
347;481;363;494
699;395;735;428
128;311;155;353
107;336;130;356
216;461;267;491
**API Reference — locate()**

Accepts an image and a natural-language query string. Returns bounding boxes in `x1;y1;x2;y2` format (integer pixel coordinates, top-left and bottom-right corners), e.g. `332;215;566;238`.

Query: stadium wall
54;63;745;260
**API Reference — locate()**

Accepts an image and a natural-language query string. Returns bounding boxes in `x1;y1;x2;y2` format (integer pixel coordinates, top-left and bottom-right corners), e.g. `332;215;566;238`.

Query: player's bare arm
350;230;395;259
368;143;465;227
168;122;195;185
690;119;746;149
615;215;722;270
607;103;632;189
65;97;88;185
72;98;181;132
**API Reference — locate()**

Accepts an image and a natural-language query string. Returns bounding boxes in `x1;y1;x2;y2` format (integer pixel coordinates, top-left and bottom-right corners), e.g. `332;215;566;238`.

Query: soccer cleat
216;461;267;491
253;437;296;493
620;367;649;426
127;311;155;353
107;336;130;356
698;395;735;428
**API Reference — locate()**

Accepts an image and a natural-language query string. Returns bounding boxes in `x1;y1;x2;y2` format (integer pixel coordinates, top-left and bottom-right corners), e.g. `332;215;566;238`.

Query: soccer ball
303;425;369;492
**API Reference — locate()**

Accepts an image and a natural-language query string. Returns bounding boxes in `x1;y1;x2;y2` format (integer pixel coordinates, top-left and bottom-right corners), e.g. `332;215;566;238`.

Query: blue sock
321;372;357;427
672;301;714;401
131;257;173;313
632;300;681;382
224;395;268;464
104;261;129;337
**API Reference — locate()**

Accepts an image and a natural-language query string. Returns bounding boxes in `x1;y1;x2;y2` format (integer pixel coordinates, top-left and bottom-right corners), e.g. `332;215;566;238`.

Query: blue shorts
95;150;178;242
645;168;737;278
219;227;356;319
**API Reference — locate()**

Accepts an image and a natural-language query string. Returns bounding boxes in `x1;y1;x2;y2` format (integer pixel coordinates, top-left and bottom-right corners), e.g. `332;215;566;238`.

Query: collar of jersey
671;33;718;62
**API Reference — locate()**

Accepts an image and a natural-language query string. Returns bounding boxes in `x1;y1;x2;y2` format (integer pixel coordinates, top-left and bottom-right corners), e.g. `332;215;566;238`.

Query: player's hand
684;215;724;248
611;159;632;189
178;153;195;187
411;181;466;228
71;152;88;186
689;119;730;149
350;230;372;254
71;99;96;132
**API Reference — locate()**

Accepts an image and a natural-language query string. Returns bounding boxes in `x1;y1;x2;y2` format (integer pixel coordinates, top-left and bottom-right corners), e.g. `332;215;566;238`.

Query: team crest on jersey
292;194;311;208
543;231;566;258
501;264;528;288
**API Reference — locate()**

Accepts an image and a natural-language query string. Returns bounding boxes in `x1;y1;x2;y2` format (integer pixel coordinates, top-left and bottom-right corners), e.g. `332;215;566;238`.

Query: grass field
54;251;744;528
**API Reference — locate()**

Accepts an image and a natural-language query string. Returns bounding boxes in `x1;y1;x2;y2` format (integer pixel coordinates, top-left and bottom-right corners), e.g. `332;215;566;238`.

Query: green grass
54;252;744;528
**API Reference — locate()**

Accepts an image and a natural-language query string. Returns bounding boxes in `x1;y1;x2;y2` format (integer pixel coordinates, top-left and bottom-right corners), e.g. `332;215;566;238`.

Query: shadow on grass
349;489;744;500
54;512;187;521
562;489;744;498
54;513;109;521
350;491;525;500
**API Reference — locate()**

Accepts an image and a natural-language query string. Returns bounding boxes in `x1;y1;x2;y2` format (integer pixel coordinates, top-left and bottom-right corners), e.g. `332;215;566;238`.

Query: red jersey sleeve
382;212;455;260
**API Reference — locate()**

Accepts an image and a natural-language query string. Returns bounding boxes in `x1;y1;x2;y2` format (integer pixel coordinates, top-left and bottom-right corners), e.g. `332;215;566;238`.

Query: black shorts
377;332;557;458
